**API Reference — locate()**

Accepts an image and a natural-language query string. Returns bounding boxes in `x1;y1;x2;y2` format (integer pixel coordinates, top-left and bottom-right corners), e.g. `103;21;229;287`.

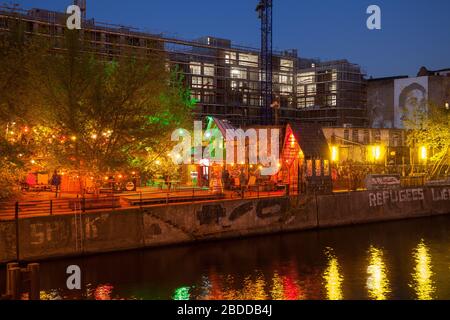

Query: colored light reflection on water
322;248;344;300
366;246;390;300
410;240;436;300
12;216;450;300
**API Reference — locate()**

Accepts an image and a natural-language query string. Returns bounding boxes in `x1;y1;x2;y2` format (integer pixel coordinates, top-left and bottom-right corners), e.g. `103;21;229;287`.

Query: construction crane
256;0;273;125
74;0;86;20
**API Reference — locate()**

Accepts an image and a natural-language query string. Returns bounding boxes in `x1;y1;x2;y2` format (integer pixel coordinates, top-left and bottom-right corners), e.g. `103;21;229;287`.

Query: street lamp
445;102;449;110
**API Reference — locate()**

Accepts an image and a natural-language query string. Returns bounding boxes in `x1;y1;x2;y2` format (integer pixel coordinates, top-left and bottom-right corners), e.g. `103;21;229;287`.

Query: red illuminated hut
280;122;332;194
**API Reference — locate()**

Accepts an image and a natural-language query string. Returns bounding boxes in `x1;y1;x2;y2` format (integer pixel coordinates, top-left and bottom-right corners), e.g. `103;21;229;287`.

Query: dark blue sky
15;0;450;77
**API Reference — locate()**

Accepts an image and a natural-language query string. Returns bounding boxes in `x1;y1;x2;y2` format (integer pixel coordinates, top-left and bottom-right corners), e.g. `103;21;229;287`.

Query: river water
2;215;450;300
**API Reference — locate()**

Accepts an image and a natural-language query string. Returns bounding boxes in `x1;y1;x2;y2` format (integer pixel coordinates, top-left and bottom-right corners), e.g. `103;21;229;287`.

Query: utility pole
256;0;273;125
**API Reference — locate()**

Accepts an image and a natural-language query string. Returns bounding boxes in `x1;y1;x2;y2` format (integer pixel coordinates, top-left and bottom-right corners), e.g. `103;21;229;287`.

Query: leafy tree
35;30;194;189
406;101;450;178
0;19;45;199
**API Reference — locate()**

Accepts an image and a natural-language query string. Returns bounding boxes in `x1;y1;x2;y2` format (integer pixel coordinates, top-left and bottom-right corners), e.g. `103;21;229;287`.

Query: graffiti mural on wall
196;198;289;226
197;205;227;225
229;202;254;221
431;188;450;201
27;219;73;247
369;188;425;207
256;198;288;219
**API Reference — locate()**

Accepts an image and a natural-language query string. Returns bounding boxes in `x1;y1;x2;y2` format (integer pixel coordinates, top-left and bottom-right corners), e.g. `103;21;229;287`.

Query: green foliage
406;102;450;177
0;26;195;196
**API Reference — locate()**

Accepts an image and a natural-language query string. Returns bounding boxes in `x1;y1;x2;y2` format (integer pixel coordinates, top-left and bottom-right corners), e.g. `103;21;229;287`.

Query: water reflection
174;266;307;300
270;266;304;300
366;246;390;300
173;286;190;300
322;248;344;300
410;240;436;300
11;216;450;300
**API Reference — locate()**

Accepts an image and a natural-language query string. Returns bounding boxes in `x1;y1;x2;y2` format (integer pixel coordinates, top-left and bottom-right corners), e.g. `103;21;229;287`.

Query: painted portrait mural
394;77;428;129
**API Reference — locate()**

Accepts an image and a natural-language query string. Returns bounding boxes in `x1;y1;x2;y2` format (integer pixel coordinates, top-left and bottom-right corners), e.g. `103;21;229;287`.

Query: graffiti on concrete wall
196;198;288;225
256;198;288;219
369;188;425;207
197;205;227;225
28;220;72;247
229;202;254;221
431;188;450;201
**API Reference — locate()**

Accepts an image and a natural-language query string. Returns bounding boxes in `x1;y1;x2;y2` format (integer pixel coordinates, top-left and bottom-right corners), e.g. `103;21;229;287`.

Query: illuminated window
315;160;322;176
203;64;215;76
324;160;330;176
298;99;306;108
239;53;258;67
307;85;317;95
298;72;315;84
298;85;305;96
306;97;315;107
225;51;236;64
190;62;201;75
280;85;293;94
203;77;214;89
280;59;294;71
327;95;337;106
306;160;313;177
329;82;337;92
191;76;202;88
332;70;338;81
231;67;247;79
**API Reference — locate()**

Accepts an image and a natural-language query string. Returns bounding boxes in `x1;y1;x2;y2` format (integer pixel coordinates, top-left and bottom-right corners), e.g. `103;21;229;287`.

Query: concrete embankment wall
1;187;450;264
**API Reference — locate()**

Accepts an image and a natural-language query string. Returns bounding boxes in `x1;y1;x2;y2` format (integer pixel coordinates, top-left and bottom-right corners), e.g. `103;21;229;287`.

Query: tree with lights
0;19;45;199
406;101;450;178
33;30;194;192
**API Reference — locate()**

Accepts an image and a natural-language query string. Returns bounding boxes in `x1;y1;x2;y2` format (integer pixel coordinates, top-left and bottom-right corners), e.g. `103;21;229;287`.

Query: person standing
222;169;230;191
50;170;62;198
239;169;247;198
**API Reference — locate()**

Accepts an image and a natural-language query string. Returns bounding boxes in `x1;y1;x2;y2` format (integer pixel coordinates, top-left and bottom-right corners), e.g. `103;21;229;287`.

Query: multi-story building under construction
0;4;368;127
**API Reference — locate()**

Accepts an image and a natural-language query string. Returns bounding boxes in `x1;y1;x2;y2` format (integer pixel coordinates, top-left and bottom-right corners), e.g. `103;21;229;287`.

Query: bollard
6;262;19;296
10;267;21;300
28;263;40;300
15;202;20;261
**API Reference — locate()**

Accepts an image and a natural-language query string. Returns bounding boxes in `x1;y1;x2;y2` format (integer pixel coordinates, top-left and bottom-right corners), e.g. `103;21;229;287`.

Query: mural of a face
394;78;428;129
399;85;427;126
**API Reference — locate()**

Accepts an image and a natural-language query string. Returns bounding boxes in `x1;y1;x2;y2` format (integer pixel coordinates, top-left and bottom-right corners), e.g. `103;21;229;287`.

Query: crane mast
74;0;87;20
256;0;273;125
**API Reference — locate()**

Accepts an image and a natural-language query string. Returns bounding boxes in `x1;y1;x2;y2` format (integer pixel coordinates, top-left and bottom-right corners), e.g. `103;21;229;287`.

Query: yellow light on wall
419;146;428;161
331;146;339;162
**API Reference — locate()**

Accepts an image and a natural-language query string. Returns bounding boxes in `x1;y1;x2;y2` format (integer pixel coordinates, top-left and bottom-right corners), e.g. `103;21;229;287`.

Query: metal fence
0;185;289;221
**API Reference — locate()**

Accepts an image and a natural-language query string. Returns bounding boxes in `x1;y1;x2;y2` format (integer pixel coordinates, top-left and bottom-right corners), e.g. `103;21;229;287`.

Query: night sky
13;0;450;78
